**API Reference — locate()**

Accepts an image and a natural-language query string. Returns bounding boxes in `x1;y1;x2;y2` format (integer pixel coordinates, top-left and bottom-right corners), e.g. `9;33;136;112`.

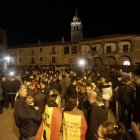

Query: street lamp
78;59;86;73
4;56;10;62
78;59;86;66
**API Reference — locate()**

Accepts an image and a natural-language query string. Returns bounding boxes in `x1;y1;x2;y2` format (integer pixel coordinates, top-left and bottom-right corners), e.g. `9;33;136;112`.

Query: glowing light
123;61;130;66
78;59;86;66
4;56;10;62
9;71;15;76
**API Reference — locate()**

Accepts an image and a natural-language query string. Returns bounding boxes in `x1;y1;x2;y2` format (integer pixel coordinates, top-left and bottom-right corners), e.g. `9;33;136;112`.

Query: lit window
123;61;130;66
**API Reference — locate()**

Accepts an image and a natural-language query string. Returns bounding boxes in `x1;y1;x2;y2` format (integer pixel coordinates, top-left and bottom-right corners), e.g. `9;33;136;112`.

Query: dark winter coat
18;104;42;139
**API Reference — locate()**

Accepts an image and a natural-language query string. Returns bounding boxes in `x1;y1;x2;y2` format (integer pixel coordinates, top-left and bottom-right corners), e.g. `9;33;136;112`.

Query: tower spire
75;9;78;16
71;10;83;42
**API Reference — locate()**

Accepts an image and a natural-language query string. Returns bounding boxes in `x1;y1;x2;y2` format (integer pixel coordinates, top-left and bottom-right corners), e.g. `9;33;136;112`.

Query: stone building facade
6;12;140;72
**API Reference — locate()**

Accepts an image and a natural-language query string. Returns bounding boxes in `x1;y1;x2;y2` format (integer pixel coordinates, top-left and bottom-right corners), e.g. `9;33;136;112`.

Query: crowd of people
0;67;140;140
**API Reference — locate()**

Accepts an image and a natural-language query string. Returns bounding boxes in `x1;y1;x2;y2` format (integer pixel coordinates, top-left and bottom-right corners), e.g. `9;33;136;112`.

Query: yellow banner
63;113;82;140
41;106;53;140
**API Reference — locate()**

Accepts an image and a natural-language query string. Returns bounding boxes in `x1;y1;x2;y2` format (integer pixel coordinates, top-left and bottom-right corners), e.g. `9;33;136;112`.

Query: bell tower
71;10;83;42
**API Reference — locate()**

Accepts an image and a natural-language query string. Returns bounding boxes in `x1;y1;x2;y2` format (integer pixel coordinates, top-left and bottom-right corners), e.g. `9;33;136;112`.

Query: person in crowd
59;74;67;108
35;89;62;140
50;76;62;93
66;76;77;100
26;82;36;96
115;77;135;130
131;121;140;140
17;95;42;140
65;73;71;88
15;84;27;101
37;81;50;96
77;83;87;113
2;75;21;108
63;97;87;140
14;86;28;125
100;76;113;108
133;76;140;124
14;86;28;139
131;73;140;139
96;122;123;140
86;90;108;140
33;90;47;114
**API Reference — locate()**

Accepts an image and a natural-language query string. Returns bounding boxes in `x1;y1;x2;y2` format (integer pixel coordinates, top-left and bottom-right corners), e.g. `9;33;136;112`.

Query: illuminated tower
71;10;83;42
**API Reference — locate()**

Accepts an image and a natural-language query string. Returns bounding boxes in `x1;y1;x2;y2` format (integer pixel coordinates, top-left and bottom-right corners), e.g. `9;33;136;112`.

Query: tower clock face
81;45;90;55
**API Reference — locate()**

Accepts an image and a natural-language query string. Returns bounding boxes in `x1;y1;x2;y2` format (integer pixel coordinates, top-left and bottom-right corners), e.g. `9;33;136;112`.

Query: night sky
0;1;140;47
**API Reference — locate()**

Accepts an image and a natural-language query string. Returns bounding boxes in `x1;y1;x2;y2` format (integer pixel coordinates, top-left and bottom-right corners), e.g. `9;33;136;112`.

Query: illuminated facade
6;13;140;71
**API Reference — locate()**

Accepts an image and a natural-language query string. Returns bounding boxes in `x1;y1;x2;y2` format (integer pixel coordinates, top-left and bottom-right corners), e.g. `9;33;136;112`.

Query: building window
92;47;96;52
52;57;56;63
64;46;69;54
71;46;77;54
77;26;79;31
40;48;42;53
31;49;35;55
19;50;22;54
31;57;35;64
52;47;56;54
123;45;129;52
40;57;43;61
106;46;111;53
19;58;22;62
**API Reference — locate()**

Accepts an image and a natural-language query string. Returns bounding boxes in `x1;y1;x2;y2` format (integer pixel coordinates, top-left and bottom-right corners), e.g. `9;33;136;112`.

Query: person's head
77;83;87;93
87;89;98;104
123;77;131;85
18;87;27;98
64;97;77;111
47;89;61;108
71;76;77;85
86;82;96;92
26;82;35;90
100;77;106;83
96;122;123;140
25;95;34;106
